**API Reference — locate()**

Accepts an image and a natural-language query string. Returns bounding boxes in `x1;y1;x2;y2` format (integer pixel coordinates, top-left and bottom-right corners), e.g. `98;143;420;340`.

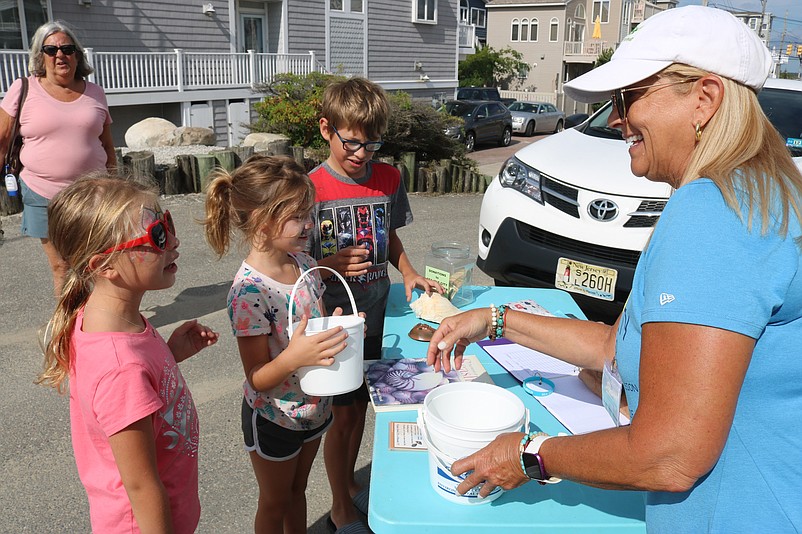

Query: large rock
125;118;177;149
158;126;216;147
243;132;290;154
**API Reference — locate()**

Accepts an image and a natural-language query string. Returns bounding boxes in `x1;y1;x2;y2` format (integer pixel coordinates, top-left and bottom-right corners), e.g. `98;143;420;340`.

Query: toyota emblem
588;199;619;221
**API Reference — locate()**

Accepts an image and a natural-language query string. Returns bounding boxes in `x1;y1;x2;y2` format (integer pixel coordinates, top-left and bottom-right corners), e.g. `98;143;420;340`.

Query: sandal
352;487;370;515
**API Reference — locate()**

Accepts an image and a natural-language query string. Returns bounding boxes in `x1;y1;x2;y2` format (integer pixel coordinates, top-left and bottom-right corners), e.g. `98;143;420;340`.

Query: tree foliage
458;46;528;89
252;72;463;161
594;47;615;68
252;72;345;148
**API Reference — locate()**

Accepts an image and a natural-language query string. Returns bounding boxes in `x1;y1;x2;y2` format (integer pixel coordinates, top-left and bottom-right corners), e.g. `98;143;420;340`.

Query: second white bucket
289;266;365;396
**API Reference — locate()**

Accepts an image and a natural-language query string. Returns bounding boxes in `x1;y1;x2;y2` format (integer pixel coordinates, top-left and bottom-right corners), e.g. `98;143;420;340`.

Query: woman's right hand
287;314;349;368
426;308;490;373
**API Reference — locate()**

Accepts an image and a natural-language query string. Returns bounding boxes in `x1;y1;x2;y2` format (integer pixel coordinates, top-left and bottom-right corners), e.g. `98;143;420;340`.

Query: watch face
523;452;544;480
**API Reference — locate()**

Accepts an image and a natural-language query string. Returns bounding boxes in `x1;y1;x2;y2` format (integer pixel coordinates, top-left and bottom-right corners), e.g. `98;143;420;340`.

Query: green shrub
253;73;464;161
252;72;345;148
382;92;464;161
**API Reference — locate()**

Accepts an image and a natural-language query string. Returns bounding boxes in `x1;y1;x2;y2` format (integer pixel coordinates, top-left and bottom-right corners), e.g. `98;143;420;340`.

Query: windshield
443;102;475;117
508;102;538;113
758;87;802;158
580;103;624;140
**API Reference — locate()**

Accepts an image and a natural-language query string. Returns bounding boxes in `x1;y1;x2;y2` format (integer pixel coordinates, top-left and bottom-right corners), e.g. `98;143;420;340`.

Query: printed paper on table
365;356;491;412
479;341;629;434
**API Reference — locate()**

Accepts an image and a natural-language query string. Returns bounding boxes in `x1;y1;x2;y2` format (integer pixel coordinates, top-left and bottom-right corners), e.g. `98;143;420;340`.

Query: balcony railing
1;49;318;96
564;40;609;58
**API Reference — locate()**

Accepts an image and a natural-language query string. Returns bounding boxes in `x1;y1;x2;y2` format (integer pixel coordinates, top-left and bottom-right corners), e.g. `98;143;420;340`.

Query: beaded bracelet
489;304;498;340
495;304;507;340
519;431;548;476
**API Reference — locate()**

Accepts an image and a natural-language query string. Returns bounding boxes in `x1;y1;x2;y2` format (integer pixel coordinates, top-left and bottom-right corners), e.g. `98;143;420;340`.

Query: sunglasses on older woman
611;79;697;120
42;44;77;57
103;211;175;254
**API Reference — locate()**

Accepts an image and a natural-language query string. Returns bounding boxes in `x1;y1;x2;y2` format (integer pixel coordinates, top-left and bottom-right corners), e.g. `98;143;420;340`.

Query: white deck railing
0;49;318;96
564;40;610;57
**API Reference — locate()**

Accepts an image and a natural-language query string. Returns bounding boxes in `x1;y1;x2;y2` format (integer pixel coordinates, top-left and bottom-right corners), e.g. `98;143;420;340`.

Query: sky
677;0;802;74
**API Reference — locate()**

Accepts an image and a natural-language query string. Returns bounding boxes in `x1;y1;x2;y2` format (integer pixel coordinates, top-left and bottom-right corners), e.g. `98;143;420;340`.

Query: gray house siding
51;1;231;52
267;2;283;53
367;1;457;82
212;100;229;145
286;0;326;60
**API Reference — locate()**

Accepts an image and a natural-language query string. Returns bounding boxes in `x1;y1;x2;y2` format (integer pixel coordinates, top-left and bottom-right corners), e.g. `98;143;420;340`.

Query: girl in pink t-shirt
37;174;219;533
203;155;354;533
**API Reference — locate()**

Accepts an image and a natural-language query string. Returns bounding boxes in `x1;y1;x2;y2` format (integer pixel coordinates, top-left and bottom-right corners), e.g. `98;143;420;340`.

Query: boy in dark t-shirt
308;77;442;531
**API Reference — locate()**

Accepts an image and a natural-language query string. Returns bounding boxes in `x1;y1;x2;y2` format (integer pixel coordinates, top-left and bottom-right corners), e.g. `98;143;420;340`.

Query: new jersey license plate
555;258;617;301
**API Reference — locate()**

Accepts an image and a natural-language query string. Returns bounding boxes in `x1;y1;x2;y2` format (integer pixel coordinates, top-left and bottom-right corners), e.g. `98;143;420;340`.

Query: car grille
516;221;642;267
542;176;579;218
623;200;667;228
542;177;666;228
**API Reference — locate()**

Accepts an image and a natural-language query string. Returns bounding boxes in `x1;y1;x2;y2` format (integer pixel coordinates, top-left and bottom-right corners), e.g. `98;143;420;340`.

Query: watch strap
523;435;562;484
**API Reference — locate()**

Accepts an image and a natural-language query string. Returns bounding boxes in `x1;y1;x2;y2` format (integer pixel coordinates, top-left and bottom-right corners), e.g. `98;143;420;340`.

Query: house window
575;3;585;19
511;18;520;41
521;19;529;41
331;0;363;12
550;17;559;42
592;0;610;24
0;0;49;50
471;7;486;28
413;0;437;24
460;0;469;22
530;18;538;41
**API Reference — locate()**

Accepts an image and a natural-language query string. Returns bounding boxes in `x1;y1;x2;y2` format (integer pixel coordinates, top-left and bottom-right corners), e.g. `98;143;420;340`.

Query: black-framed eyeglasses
42;44;77;57
611;79;697;120
329;124;384;152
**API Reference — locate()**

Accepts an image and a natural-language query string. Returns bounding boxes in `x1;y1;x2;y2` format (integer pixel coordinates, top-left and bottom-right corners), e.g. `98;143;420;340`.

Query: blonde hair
663;64;802;239
37;173;160;392
321;77;390;139
203;155;315;257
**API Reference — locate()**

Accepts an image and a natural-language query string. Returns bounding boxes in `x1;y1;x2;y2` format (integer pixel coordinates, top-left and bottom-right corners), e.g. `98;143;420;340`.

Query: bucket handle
287;265;360;338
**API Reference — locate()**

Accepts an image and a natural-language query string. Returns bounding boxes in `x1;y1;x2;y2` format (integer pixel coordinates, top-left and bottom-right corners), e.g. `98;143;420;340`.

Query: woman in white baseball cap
427;5;802;531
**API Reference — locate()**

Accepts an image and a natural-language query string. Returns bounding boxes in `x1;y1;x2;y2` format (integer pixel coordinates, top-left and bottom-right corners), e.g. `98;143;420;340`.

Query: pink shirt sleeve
93;363;163;437
0;78;23;117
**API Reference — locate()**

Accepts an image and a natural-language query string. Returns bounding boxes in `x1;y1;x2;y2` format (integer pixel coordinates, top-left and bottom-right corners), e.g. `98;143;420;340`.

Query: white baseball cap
564;5;773;103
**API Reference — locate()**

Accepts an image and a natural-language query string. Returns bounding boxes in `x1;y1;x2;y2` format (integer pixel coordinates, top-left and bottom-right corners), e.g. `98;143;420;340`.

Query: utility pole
759;0;768;42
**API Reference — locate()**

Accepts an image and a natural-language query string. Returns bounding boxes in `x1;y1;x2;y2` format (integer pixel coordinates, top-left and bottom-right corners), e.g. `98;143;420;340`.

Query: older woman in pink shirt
0;21;116;296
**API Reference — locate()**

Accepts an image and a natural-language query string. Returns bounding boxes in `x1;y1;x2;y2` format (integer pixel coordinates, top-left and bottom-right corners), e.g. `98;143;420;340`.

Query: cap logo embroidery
659;293;675;306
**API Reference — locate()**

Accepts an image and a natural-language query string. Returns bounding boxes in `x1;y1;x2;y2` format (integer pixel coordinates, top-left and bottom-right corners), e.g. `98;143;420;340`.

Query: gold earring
695;122;702;142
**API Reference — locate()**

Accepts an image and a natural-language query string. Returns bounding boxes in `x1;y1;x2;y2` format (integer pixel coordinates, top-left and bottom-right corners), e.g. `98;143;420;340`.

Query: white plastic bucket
423;382;526;438
417;412;505;505
422;408;526;458
288;266;365;396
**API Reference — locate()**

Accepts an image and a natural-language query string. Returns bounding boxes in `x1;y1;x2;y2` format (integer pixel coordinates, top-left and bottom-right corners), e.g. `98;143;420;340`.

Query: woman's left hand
168;319;219;362
451;432;530;498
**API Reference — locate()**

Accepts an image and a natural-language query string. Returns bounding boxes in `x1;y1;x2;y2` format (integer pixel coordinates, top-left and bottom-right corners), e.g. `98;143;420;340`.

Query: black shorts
241;398;332;461
332;334;382;406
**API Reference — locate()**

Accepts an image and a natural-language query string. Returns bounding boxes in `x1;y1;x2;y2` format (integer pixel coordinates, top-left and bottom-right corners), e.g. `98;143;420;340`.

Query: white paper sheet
481;343;629;434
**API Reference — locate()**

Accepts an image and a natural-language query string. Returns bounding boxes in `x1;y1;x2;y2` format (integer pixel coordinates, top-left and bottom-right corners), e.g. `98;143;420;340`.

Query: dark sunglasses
103;211;175;254
42;44;77;57
611;79;696;120
330;124;384;152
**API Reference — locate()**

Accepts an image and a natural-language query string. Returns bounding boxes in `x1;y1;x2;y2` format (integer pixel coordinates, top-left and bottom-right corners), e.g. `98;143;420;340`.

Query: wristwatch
521;434;562;485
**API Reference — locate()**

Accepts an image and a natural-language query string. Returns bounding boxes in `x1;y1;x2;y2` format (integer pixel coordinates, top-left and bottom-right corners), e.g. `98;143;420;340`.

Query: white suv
477;78;802;321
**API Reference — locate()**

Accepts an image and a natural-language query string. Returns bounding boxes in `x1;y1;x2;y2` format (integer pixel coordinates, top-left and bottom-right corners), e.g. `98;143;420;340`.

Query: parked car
508;101;566;136
476;77;802;322
456;87;516;107
565;113;590;128
441;100;513;152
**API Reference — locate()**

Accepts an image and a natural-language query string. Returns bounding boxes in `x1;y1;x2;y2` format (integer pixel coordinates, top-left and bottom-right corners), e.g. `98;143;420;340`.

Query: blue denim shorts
20;179;50;239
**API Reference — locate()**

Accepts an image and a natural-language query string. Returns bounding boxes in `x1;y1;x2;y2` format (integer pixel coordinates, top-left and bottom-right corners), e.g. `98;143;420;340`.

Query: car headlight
444;126;462;136
498;157;543;203
512;117;524;124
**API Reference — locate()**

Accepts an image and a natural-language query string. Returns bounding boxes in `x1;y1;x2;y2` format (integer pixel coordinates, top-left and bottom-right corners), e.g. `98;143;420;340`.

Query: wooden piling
123;151;156;181
195;154;219;192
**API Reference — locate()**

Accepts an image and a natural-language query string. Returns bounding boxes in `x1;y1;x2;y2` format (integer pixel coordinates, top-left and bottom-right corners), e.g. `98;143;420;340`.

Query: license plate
555;258;617;301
